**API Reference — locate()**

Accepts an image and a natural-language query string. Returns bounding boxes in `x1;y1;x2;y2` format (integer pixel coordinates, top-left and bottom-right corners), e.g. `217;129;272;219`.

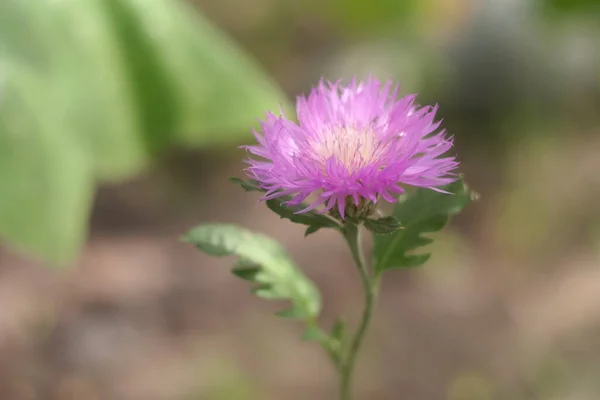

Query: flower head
244;77;459;219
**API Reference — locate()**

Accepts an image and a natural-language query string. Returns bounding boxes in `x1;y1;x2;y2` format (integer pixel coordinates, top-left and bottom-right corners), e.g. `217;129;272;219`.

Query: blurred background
0;0;599;398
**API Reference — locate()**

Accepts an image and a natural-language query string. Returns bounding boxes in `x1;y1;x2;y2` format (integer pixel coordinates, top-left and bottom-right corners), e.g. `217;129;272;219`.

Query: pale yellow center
310;127;385;172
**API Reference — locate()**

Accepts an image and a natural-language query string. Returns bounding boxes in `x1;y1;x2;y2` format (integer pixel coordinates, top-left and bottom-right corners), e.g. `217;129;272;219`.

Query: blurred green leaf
184;224;321;321
300;324;329;342
328;317;347;363
372;178;475;274
541;0;600;14
0;69;94;263
0;0;287;263
0;0;148;180
307;0;420;36
1;0;287;177
121;0;289;146
102;0;179;155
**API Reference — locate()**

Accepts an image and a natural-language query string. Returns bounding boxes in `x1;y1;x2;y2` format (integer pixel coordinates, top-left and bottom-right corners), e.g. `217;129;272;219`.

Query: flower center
311;126;385;172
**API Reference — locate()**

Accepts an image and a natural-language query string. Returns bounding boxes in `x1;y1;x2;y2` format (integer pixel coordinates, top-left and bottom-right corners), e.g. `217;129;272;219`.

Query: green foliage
372;178;475;274
306;0;420;36
328;318;348;364
541;0;600;14
230;178;341;235
184;224;321;321
364;216;402;234
301;324;330;342
0;73;95;262
229;178;262;192
112;0;287;146
0;0;286;264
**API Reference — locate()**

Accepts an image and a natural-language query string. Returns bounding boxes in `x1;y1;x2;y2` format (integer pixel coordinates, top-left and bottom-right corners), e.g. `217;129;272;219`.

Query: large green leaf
0;68;94;263
184;224;321;320
0;0;287;263
372;178;475;274
0;0;287;179
122;0;289;146
0;0;148;180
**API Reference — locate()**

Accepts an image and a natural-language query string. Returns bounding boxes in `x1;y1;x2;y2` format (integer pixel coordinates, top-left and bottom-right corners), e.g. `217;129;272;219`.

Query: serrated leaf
302;325;329;342
372;178;474;274
233;258;261;268
252;284;280;299
184;224;321;321
275;307;310;319
232;266;261;281
304;225;322;237
229;177;262;192
411;236;435;248
266;197;339;230
395;253;431;268
330;318;347;343
231;178;341;233
364;216;402;234
314;317;347;364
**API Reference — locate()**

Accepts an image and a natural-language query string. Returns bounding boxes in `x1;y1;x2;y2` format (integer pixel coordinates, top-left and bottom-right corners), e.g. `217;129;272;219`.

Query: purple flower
244;77;459;219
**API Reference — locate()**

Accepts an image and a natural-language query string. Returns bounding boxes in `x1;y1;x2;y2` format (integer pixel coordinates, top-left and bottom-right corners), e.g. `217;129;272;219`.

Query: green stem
339;223;380;400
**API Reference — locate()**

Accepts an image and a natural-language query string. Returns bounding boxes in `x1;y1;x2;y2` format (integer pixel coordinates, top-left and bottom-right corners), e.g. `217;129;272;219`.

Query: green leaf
308;0;421;37
121;0;290;146
302;317;347;365
328;318;347;360
0;0;149;181
232;262;261;281
0;69;95;264
230;178;341;233
372;178;475;274
0;0;287;263
541;0;600;14
0;0;288;179
184;224;321;321
330;318;347;342
304;225;322;237
265;197;340;231
100;0;179;156
275;307;311;319
229;178;262;192
302;325;329;342
364;216;402;234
